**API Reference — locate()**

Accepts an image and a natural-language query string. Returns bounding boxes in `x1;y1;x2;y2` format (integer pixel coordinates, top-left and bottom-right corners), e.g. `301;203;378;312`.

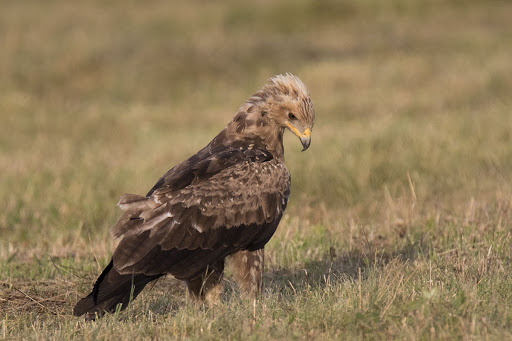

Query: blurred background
1;0;511;254
2;1;512;338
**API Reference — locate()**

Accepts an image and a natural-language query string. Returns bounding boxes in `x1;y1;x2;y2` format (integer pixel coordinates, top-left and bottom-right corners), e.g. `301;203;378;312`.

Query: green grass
1;0;512;339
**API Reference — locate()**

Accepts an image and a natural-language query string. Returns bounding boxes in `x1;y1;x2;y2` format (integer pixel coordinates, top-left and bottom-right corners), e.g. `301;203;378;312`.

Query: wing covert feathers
110;157;290;276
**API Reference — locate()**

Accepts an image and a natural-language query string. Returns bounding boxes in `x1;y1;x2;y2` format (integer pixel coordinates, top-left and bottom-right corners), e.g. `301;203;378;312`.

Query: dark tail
73;259;163;320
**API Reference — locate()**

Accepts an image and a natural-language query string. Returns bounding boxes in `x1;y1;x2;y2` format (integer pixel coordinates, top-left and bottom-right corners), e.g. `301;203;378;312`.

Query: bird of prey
73;73;315;319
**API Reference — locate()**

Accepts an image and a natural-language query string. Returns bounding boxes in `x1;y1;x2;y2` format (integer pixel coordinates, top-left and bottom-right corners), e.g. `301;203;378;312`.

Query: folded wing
110;145;290;280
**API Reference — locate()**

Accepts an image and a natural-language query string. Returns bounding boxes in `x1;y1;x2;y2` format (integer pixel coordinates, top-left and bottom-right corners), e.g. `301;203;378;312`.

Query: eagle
73;74;315;319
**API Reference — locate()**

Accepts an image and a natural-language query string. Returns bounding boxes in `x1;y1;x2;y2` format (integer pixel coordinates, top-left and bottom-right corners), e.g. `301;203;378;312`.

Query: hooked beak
300;129;311;151
285;122;312;151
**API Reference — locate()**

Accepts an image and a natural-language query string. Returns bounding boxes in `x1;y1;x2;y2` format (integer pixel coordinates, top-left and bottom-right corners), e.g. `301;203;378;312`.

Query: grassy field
1;0;512;339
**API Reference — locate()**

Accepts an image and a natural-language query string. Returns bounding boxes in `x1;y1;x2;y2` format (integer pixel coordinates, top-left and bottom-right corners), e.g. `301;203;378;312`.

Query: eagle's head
226;74;315;156
257;74;315;151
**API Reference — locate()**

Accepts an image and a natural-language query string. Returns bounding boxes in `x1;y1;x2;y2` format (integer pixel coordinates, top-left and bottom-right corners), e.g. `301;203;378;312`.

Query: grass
1;0;512;339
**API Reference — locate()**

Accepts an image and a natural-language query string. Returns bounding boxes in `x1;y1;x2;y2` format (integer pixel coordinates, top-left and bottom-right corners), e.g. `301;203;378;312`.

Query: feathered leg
229;248;264;298
186;259;225;304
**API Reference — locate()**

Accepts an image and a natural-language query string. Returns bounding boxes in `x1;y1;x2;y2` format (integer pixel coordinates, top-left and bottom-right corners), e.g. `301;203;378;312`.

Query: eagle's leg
229;248;264;298
186;259;225;304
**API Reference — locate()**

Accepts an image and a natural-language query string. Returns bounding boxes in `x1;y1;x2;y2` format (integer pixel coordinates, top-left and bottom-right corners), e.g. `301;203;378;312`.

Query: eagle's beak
300;129;311;151
286;122;312;151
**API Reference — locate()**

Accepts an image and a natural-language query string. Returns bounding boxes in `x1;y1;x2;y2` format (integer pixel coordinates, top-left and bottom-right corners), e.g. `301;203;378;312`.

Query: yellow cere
286;122;311;138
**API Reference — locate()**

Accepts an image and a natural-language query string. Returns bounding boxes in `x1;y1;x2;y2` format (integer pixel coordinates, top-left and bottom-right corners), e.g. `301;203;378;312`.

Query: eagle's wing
110;145;290;280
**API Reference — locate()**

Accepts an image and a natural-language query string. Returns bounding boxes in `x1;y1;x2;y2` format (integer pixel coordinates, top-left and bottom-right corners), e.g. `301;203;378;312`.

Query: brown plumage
73;74;315;319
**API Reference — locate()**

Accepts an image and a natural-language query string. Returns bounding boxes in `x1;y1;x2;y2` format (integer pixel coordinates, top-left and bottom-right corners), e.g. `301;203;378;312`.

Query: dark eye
288;113;297;120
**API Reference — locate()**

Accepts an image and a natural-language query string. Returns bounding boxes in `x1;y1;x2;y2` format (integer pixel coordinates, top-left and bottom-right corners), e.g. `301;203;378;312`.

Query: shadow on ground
265;236;427;295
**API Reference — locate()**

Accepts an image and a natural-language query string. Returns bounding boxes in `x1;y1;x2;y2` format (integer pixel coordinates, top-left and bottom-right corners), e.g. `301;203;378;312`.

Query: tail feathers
74;259;162;319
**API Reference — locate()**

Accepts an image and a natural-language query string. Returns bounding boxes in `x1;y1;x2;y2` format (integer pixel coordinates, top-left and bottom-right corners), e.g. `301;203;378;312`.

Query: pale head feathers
252;73;315;130
263;73;310;101
227;73;315;143
222;74;315;156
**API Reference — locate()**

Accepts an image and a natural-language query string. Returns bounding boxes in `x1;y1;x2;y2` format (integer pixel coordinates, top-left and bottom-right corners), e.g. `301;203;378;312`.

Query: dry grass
1;0;512;339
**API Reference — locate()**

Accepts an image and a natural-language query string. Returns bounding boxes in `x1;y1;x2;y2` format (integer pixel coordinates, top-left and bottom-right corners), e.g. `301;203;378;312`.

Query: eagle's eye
288;113;297;120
